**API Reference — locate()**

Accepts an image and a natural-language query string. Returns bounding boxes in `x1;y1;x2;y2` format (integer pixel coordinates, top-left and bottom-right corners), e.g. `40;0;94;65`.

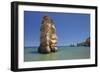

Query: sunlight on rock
38;15;58;54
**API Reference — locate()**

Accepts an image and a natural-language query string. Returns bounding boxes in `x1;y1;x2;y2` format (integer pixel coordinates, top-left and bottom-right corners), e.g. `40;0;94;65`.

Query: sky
24;11;90;47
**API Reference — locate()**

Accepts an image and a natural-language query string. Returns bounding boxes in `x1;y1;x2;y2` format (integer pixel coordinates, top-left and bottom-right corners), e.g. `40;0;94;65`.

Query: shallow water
24;46;90;62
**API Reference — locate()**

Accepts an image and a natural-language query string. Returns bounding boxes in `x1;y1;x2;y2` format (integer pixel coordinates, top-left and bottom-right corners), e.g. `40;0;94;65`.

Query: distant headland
69;37;90;47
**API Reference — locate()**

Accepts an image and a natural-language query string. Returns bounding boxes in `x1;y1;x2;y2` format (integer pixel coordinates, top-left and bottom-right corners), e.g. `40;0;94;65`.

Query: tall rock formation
38;15;58;54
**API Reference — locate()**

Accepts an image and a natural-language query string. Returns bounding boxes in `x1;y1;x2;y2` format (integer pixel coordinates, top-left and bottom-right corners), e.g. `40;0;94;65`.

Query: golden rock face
38;16;58;54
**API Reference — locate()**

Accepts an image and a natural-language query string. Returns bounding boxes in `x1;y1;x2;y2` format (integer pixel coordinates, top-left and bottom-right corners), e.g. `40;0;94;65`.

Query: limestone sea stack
38;15;58;54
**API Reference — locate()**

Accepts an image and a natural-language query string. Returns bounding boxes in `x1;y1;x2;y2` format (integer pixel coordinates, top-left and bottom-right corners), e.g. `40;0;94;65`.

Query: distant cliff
77;37;90;47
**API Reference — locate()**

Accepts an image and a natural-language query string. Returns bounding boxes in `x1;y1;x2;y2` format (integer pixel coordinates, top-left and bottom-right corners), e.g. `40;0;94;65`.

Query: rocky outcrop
77;37;90;47
84;37;90;46
38;15;58;54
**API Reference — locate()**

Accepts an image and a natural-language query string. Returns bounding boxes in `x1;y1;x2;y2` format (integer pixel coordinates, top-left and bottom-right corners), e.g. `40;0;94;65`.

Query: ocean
24;46;90;62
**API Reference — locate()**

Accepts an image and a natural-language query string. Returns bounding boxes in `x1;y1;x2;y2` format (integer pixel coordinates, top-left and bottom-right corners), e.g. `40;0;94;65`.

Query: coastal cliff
77;37;90;47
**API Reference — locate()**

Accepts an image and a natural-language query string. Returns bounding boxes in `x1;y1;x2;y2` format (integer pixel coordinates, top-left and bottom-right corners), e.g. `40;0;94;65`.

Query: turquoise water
24;46;90;62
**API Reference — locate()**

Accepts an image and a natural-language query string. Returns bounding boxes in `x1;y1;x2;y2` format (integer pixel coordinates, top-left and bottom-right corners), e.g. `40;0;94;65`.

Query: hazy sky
24;11;90;47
